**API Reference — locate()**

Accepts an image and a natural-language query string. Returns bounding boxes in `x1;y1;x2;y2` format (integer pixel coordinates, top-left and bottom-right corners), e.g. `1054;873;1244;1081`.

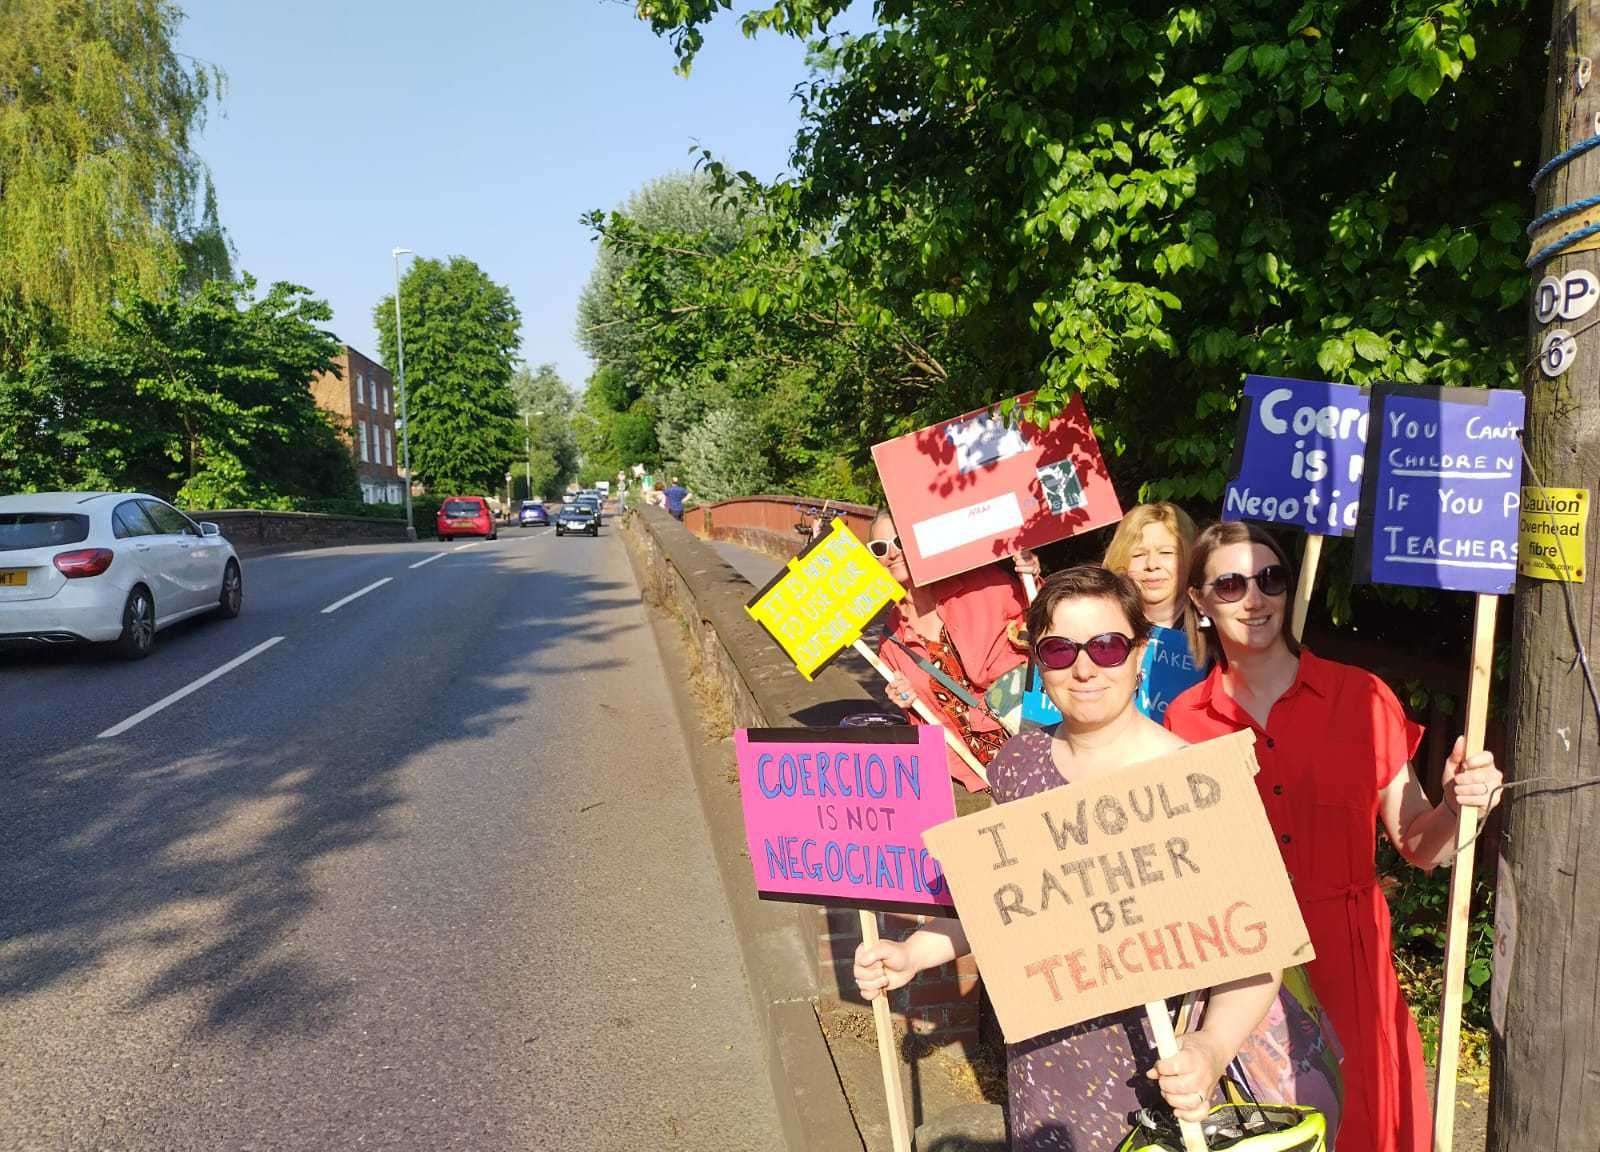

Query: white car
0;492;242;659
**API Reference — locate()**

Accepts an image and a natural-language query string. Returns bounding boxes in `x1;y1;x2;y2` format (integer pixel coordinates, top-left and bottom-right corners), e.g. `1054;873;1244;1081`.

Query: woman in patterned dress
855;567;1343;1151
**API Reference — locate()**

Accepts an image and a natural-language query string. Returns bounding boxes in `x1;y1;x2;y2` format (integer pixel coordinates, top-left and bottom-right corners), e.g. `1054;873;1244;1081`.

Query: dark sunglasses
867;536;902;558
1205;564;1290;602
1033;632;1136;671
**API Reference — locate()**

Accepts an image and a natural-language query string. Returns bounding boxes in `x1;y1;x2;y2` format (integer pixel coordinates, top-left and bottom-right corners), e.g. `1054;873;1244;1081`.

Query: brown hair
1185;522;1301;665
1026;565;1152;653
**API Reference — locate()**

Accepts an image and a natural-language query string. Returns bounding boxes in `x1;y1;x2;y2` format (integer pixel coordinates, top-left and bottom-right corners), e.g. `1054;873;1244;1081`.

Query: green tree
633;0;1538;519
0;0;226;366
374;256;522;495
0;276;354;505
509;362;580;498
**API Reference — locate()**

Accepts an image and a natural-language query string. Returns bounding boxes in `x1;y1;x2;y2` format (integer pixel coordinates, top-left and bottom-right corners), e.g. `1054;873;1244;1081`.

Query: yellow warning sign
1518;486;1589;583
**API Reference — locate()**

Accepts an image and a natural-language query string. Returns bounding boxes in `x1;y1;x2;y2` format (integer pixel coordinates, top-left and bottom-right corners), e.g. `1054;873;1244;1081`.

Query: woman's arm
1380;736;1503;870
1149;970;1282;1122
852;918;970;1000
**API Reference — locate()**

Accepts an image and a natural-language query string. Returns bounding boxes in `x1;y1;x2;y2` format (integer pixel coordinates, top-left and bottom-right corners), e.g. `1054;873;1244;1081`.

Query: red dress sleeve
1364;672;1426;792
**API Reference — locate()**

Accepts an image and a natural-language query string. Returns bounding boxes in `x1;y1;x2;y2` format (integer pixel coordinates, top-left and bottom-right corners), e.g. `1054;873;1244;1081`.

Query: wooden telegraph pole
1491;5;1600;1149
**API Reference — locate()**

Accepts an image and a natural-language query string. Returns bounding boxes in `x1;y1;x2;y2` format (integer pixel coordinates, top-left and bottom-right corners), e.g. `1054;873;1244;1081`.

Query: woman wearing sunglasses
1164;521;1503;1152
869;512;1039;792
1102;502;1207;723
855;566;1341;1151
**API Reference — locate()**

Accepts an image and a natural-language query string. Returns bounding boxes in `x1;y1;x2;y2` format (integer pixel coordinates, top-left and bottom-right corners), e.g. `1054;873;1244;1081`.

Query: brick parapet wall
621;504;982;1050
196;510;409;555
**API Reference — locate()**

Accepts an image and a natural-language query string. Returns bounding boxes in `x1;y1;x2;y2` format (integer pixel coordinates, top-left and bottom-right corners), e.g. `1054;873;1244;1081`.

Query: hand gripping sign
871;392;1122;587
1351;382;1526;1152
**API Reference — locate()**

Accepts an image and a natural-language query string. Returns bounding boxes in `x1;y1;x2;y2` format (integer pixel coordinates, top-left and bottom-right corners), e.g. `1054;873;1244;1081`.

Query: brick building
311;346;405;504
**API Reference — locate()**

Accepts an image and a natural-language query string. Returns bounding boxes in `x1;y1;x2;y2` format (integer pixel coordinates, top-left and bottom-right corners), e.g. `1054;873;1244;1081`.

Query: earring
1198;613;1212;629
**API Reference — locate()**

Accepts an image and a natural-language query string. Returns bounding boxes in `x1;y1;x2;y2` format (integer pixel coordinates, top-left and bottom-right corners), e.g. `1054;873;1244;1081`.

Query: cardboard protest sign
1223;375;1370;536
922;731;1311;1043
745;517;905;680
1519;486;1588;583
1355;384;1527;594
870;392;1122;586
736;725;957;913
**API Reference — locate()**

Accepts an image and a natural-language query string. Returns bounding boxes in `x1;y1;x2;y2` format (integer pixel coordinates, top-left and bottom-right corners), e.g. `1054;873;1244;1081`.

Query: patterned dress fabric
923;630;1010;765
987;730;1344;1151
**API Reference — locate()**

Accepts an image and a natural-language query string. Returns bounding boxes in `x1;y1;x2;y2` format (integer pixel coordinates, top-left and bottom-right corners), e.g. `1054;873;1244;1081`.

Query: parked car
555;502;600;537
518;500;550;527
0;492;242;659
436;496;498;541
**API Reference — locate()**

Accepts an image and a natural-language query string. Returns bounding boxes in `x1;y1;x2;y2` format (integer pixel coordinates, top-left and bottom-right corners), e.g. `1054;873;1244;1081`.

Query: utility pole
525;410;532;499
1491;6;1600;1150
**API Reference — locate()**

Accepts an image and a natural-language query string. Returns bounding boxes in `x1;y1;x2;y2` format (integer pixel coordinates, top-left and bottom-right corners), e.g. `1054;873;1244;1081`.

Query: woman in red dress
870;512;1038;790
1163;521;1503;1152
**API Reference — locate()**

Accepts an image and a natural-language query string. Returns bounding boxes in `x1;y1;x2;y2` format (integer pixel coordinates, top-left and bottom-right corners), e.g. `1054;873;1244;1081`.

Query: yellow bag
1113;1096;1327;1152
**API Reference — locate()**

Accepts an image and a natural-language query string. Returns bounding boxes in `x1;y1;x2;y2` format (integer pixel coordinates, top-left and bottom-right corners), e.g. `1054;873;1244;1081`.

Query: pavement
1;524;783;1151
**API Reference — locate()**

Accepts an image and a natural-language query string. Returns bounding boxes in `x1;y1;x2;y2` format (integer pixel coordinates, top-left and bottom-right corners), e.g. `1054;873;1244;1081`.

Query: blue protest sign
1020;665;1060;728
1355;384;1526;594
1136;625;1207;724
1223;375;1370;537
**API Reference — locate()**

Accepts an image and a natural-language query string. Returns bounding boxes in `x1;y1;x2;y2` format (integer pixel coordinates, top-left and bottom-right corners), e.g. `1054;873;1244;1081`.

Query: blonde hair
1102;502;1197;633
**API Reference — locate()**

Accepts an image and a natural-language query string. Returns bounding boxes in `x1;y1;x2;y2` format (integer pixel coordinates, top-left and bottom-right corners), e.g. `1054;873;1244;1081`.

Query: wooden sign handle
1289;532;1324;644
860;910;914;1152
1431;593;1498;1152
853;639;989;787
1020;570;1039;603
1144;1001;1209;1152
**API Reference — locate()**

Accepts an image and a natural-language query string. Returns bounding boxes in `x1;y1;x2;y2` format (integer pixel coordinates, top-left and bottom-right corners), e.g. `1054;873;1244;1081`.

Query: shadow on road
0;553;629;1044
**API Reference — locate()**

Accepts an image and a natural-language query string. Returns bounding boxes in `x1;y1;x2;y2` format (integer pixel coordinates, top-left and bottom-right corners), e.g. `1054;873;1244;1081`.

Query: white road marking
98;636;286;739
453;541;482;552
409;551;448;570
320;577;393;614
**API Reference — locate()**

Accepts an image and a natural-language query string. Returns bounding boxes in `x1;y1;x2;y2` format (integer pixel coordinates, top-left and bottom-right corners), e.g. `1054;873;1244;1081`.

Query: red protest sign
871;392;1122;586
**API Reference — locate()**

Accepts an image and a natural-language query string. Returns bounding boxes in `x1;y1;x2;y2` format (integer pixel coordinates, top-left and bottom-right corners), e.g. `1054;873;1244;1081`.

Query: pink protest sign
736;725;957;912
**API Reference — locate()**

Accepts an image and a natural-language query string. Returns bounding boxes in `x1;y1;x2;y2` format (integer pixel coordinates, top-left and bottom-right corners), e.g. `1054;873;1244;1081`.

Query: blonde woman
1101;503;1206;723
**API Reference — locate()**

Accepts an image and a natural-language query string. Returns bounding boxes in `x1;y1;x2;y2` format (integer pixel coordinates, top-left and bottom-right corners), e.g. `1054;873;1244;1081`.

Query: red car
436;496;498;541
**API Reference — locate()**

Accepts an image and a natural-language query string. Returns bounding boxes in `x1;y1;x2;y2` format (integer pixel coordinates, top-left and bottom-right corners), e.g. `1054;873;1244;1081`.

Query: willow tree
0;0;222;366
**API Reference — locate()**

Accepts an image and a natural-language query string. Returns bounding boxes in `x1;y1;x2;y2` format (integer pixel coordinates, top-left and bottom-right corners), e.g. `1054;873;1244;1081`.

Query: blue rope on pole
1531;133;1600;191
1527;192;1600;237
1526;220;1600;269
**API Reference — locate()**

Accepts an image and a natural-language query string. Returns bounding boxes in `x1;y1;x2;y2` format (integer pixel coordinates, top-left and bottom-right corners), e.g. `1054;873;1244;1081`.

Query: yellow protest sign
745;518;906;679
1518;486;1589;583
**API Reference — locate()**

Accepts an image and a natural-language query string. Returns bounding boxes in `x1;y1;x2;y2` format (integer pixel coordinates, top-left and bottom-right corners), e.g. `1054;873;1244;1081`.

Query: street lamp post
391;247;416;541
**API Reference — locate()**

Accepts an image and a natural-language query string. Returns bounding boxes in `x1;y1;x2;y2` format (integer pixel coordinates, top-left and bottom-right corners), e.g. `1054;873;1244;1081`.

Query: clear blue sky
178;1;858;392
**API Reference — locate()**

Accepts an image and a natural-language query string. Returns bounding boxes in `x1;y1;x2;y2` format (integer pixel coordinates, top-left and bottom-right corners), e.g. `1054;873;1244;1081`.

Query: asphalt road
0;524;783;1151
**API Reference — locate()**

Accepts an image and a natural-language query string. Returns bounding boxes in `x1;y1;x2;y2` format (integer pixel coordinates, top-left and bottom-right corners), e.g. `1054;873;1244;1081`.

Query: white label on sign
1537;270;1600;324
912;492;1025;558
1541;329;1578;378
945;412;1029;473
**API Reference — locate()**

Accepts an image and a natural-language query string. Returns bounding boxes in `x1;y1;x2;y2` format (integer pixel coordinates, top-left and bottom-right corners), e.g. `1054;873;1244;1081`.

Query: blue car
518;501;550;527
